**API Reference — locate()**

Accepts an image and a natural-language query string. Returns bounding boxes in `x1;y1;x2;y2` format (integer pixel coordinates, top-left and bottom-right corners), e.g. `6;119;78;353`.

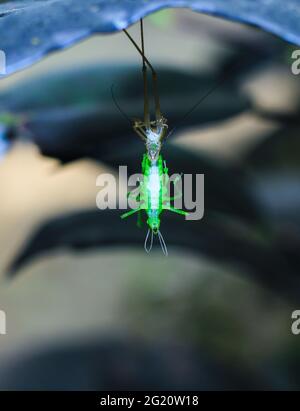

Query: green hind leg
121;208;141;219
164;206;188;216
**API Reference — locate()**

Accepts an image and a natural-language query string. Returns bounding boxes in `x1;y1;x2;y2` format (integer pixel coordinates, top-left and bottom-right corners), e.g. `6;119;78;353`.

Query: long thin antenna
167;58;246;139
111;84;132;125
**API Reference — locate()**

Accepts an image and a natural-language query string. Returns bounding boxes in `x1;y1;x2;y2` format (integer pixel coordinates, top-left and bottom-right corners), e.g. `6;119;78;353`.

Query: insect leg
141;18;161;122
162;173;183;203
140;19;151;128
134;124;147;141
123;20;162;124
164;206;188;216
166;193;183;201
170;174;183;200
163;161;168;174
121;208;142;219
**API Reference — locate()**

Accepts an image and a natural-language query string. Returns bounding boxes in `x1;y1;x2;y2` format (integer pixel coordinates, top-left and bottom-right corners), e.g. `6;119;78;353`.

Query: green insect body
121;20;188;254
121;153;187;254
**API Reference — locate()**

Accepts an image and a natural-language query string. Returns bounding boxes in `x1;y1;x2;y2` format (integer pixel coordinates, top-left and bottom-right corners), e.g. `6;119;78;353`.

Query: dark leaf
0;0;299;76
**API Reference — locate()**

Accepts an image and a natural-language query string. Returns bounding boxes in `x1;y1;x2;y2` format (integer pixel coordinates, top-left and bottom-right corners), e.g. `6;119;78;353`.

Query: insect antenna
167;57;246;139
144;228;154;253
158;230;168;256
111;84;132;125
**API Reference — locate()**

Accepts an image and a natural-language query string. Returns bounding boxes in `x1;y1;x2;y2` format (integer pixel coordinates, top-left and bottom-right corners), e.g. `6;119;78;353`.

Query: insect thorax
134;117;168;161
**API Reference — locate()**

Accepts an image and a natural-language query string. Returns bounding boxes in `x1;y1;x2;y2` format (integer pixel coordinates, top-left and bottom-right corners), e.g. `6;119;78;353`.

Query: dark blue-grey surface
0;0;299;76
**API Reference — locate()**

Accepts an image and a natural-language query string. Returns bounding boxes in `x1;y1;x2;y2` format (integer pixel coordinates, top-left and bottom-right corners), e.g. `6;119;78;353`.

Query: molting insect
121;20;187;255
121;153;187;255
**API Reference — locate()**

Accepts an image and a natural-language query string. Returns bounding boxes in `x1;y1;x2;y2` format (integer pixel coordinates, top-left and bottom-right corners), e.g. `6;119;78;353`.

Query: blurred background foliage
0;8;300;390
